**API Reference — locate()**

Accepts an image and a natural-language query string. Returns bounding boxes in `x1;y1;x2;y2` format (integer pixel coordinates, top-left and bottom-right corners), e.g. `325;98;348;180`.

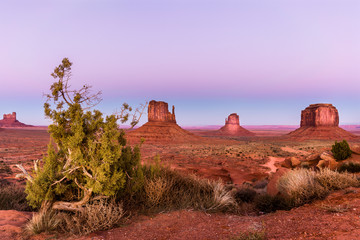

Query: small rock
320;152;335;162
290;157;301;167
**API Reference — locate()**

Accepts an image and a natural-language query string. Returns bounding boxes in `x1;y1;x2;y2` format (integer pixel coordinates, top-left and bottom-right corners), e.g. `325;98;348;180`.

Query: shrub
315;168;359;191
0;160;12;174
26;202;62;234
277;169;328;206
127;166;237;213
338;162;360;173
60;199;125;235
18;58;144;211
234;187;257;203
254;194;292;213
0;183;32;211
331;140;352;161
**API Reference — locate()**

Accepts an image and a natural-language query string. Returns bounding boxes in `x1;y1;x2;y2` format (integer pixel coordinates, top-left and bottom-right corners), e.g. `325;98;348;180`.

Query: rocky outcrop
288;104;356;140
126;100;201;143
0;112;32;127
213;113;255;136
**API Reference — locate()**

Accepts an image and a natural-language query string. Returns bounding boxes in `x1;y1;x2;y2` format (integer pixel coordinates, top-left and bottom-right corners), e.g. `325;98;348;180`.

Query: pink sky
0;0;359;126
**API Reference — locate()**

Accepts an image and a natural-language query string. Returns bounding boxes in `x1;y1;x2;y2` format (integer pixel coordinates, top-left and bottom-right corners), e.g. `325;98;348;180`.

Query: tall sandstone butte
148;100;176;123
0;112;31;127
289;103;356;140
126;100;201;143
215;113;254;136
300;104;339;127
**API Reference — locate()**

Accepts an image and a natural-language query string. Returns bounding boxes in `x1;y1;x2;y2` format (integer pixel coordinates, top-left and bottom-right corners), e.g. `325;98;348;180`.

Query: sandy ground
1;127;360;239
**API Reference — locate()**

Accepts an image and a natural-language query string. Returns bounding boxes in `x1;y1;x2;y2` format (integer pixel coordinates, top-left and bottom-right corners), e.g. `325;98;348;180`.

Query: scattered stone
320;152;336;162
290;157;301;167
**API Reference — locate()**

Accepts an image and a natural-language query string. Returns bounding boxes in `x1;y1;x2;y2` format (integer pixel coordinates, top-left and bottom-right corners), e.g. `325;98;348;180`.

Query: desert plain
1;121;360;239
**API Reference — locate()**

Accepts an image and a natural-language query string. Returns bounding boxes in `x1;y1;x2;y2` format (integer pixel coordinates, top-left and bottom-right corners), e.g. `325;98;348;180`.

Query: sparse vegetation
0;160;12;174
0;182;32;211
338;162;360;173
234;187;257;203
59;199;125;235
277;168;359;207
331;140;352;161
254;194;292;213
126;165;237;213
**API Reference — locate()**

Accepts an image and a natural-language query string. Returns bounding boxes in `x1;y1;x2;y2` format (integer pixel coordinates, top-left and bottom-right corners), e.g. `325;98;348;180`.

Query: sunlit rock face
148;100;176;123
0;112;30;127
300;104;339;127
288;103;357;140
216;113;254;136
126;100;200;143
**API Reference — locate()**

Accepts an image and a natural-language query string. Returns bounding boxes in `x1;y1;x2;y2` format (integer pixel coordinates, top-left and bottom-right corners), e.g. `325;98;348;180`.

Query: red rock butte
214;113;255;136
288;103;356;140
126;100;201;143
0;112;32;127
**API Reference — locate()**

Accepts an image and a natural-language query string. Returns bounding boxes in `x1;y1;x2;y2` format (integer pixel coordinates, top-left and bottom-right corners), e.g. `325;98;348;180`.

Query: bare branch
52;187;93;212
34;159;39;173
63;148;72;170
15;164;33;183
82;166;94;179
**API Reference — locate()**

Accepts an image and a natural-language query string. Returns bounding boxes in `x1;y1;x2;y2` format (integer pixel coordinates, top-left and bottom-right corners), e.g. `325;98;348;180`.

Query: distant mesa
288;103;356;140
126;100;201;143
0;112;32;128
214;113;255;136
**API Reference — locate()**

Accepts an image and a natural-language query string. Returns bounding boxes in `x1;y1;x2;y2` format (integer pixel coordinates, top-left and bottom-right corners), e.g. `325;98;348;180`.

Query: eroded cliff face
225;113;240;125
148;100;176;123
214;113;254;136
300;104;339;127
127;100;200;143
0;112;31;127
289;103;356;140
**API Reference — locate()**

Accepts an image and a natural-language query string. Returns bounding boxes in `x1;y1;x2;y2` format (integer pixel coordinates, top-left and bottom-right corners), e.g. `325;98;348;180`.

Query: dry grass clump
60;199;125;235
277;168;360;207
141;167;236;213
316;168;359;191
26;199;125;235
277;168;327;206
26;202;62;234
0;182;32;211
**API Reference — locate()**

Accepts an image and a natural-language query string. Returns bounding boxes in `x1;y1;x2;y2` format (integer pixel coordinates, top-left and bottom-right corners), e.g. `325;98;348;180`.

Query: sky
0;0;359;126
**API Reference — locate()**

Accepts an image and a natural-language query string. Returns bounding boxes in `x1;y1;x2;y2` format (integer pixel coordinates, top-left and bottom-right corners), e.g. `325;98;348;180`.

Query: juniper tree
16;58;144;211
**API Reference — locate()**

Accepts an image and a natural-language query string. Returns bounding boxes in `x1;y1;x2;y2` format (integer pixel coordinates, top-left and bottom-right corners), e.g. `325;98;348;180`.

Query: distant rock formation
210;113;254;136
300;104;339;127
126;100;201;143
288;104;356;140
148;100;176;123
0;112;32;127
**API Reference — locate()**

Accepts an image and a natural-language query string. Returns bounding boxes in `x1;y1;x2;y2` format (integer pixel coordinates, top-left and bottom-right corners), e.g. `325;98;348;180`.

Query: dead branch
15;164;33;183
82;166;94;179
33;159;39;173
52;187;93;212
63;148;72;169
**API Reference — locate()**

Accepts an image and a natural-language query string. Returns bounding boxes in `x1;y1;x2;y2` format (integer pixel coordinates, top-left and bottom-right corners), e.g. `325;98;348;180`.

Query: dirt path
261;156;284;174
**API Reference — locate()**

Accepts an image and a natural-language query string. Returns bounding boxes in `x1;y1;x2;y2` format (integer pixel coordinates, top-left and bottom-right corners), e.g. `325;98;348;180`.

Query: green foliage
25;58;142;208
331;140;352;161
338;162;360;173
